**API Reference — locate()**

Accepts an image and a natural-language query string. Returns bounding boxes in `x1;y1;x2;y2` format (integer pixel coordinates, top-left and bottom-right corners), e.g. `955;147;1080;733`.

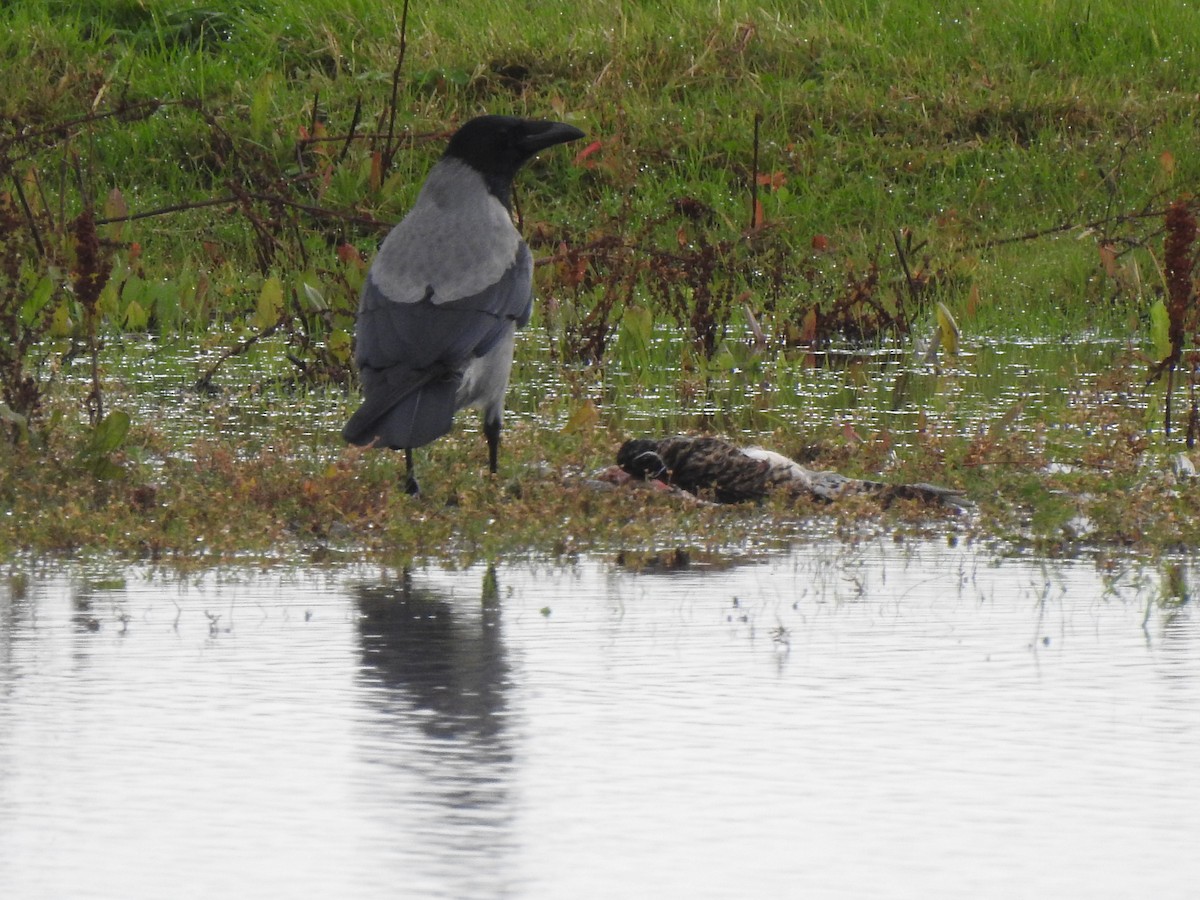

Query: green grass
4;1;1196;310
2;0;1200;564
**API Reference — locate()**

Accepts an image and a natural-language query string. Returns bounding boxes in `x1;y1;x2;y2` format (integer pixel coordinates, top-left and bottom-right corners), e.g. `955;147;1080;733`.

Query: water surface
1;542;1196;898
108;332;1138;453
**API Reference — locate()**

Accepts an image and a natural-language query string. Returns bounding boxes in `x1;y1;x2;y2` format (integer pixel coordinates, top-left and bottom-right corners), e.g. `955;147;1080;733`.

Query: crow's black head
444;115;584;205
617;439;669;481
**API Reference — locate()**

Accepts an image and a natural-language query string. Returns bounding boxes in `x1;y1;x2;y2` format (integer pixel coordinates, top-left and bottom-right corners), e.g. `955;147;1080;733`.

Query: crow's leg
484;416;501;475
403;447;420;495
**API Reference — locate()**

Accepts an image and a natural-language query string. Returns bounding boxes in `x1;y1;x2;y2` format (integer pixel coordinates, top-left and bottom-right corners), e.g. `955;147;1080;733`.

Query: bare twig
0;99;163;155
381;0;411;173
242;192;389;230
339;96;362;163
10;173;44;257
893;228;920;306
226;179;283;270
94;195;236;225
194;318;283;393
94;192;387;231
308;90;320;137
749;112;761;230
971;206;1171;251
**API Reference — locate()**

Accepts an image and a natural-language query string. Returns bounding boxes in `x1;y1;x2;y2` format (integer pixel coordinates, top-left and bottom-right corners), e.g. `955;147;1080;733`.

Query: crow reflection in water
352;567;510;743
350;568;516;894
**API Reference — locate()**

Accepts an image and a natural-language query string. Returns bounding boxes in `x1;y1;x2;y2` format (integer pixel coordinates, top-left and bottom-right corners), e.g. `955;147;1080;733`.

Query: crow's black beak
518;120;586;153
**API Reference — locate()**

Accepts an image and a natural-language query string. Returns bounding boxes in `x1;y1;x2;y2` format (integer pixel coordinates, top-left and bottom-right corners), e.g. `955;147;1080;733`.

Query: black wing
343;243;533;449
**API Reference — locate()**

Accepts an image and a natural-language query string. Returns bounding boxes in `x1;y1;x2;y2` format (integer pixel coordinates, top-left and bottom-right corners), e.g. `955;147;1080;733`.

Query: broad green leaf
328;329;352;364
90;409;131;455
149;278;182;330
342;261;365;295
123;299;148;330
98;274;122;319
936;301;960;357
1149;299;1171;362
562;398;599;434
301;281;328;312
90;458;124;481
616;305;653;371
50;301;73;337
20;274;55;326
709;343;738;372
254;276;284;330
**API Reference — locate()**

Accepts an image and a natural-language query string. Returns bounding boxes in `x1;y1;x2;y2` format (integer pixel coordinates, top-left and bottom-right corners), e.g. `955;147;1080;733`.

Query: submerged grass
2;0;1200;565
1;338;1195;568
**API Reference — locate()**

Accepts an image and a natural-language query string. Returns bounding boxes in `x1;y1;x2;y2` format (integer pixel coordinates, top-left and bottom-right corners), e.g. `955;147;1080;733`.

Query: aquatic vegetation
0;177;119;446
1;0;1200;564
1147;199;1199;443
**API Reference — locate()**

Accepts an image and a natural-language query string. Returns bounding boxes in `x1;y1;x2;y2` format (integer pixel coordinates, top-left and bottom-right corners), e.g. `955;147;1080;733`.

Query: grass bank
2;0;1200;565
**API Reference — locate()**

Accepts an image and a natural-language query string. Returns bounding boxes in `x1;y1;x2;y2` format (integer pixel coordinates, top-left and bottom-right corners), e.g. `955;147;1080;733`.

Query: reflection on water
351;570;518;897
0;543;1198;899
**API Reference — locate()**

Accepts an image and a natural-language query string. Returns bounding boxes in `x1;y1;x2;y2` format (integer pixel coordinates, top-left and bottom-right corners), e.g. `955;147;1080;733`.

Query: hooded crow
342;115;583;493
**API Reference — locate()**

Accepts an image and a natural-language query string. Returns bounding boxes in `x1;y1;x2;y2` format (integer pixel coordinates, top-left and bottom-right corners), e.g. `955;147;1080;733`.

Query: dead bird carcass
615;435;968;509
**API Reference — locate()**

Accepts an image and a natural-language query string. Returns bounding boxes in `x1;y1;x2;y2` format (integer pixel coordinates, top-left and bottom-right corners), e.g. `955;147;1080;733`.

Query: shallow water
1;541;1197;899
107;331;1135;452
